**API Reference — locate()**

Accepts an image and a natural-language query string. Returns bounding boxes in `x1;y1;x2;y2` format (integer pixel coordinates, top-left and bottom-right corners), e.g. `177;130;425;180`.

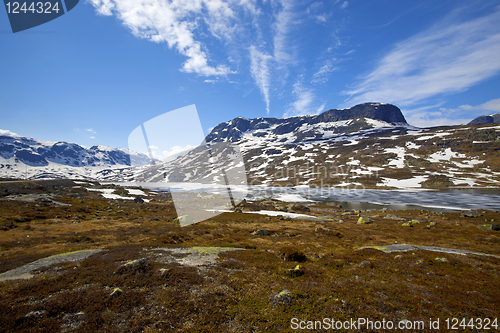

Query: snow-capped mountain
2;102;500;189
0;133;151;180
121;102;500;189
205;102;407;143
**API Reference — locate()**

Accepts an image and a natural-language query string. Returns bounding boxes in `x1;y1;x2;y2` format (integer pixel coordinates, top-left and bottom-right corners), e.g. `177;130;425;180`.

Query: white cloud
89;0;239;76
284;81;323;117
86;128;96;134
88;0;305;112
406;113;470;128
273;0;295;64
249;45;273;114
479;98;500;113
403;102;473;127
340;1;348;9
345;8;500;107
432;98;500;124
292;90;314;114
458;98;500;113
315;14;327;23
161;144;196;161
312;60;338;84
0;129;19;137
317;102;327;113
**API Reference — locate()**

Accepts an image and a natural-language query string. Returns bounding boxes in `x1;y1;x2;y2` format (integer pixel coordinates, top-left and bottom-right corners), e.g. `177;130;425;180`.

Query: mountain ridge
468;112;500;125
2;103;500;189
206;102;407;143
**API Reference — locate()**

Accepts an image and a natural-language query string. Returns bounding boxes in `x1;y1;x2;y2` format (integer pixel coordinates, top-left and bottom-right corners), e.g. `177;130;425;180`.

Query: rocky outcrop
205;103;408;143
468;113;500;125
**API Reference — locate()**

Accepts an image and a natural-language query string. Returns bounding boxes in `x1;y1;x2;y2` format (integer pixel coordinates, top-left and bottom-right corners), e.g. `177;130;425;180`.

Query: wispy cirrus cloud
345;7;500;107
312;60;338;84
403;97;500;127
403;103;469;127
89;0;304;113
272;0;295;65
89;0;241;76
284;80;325;117
419;97;500;127
249;45;273;114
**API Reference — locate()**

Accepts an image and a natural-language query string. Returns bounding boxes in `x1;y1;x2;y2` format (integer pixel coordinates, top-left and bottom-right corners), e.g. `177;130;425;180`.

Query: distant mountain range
0;134;150;180
1;104;500;189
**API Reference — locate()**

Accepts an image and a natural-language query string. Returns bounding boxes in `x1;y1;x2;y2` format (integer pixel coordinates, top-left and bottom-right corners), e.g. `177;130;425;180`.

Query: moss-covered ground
0;180;499;332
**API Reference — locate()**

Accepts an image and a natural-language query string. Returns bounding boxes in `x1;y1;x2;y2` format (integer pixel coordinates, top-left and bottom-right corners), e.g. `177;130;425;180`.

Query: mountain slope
2;103;500;189
118;103;500;189
0;133;150;180
468;112;500;125
206;103;407;143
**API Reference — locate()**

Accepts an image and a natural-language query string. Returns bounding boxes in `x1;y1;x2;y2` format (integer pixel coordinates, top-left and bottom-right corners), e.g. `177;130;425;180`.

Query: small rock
477;224;493;230
492;224;500;231
460;210;482;218
234;208;243;213
288;203;310;212
401;222;412;227
384;214;406;221
359;260;372;268
134;197;145;203
357;216;372;224
25;310;47;318
173;215;193;225
315;227;342;238
435;257;448;262
394;255;403;259
287;264;305;277
252;229;270;236
117;210;125;214
114;258;150;275
150;218;159;221
270;290;292;306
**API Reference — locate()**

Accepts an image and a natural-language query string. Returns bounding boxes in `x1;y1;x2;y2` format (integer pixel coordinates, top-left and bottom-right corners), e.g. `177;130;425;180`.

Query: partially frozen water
113;182;500;212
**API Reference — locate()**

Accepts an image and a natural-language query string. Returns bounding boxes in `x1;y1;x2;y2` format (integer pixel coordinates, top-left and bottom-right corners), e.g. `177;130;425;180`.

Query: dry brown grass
0;182;499;332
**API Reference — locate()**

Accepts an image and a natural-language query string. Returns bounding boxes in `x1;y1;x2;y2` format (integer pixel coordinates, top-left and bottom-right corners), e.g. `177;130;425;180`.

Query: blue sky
1;0;500;150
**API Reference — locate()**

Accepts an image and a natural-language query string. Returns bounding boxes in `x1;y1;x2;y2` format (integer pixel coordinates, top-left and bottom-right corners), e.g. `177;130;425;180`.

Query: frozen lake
112;182;500;212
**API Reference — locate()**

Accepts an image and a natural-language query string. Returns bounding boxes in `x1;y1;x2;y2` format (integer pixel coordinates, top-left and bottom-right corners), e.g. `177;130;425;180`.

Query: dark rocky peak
317;103;407;124
206;102;407;143
468;113;500;125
